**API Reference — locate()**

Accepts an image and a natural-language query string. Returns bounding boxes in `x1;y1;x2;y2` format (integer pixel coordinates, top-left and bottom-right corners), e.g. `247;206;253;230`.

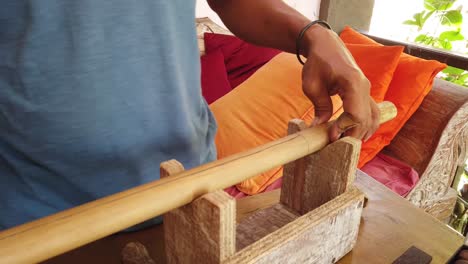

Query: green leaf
459;73;468;83
414;34;436;45
443;70;468;87
454;78;468;86
415;34;428;42
441;10;463;27
403;11;433;30
412;12;424;29
443;66;465;75
439;30;465;41
424;0;455;11
436;38;453;50
403;20;419;26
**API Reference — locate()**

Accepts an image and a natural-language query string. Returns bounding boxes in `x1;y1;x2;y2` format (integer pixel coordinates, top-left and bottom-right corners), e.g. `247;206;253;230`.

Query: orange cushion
340;26;380;45
210;46;408;195
345;44;403;102
210;53;343;195
340;27;447;168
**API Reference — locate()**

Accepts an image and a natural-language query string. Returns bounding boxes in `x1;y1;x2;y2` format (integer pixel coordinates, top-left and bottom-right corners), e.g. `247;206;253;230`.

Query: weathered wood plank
300;137;361;214
280;119;308;213
281;124;361;215
224;187;364;264
162;160;236;264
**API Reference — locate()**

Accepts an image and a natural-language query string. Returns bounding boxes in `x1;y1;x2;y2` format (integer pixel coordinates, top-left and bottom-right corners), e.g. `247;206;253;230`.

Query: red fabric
225;153;419;198
204;33;281;88
361;153;419;197
225;178;283;199
200;49;232;104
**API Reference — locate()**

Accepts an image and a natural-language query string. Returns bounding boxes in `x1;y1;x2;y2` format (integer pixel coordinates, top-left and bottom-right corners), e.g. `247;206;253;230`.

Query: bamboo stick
0;102;397;264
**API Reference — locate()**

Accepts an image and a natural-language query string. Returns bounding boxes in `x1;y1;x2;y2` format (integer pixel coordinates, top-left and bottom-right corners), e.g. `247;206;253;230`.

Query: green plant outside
403;0;468;87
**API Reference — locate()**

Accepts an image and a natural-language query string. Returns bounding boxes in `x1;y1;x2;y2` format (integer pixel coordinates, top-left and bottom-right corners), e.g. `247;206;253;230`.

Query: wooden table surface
45;171;463;264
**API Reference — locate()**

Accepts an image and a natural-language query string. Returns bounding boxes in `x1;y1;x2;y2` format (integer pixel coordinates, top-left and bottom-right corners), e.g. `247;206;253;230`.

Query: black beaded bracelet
295;20;332;65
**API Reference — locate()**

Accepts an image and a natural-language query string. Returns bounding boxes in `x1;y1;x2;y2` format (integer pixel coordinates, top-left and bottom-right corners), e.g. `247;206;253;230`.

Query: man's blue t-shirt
0;1;217;229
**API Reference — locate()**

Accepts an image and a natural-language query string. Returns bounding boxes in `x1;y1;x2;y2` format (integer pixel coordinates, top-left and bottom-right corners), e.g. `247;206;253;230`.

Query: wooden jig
161;120;364;264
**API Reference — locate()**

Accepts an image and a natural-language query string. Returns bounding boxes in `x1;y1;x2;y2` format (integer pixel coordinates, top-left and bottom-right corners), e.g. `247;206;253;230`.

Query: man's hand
300;25;380;141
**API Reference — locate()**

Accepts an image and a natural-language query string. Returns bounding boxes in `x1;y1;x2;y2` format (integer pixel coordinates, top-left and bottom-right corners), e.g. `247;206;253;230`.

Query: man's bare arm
208;0;380;141
208;0;310;54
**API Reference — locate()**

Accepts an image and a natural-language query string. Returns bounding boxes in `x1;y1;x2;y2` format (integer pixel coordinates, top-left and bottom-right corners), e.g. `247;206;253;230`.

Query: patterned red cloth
361;153;419;197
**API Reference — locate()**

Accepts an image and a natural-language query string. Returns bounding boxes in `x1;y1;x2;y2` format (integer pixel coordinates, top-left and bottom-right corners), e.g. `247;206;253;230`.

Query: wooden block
236;204;299;251
224;186;365;264
392;246;432;264
301;137;361;214
162;160;236;264
159;159;184;178
281;119;308;213
281;118;361;215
